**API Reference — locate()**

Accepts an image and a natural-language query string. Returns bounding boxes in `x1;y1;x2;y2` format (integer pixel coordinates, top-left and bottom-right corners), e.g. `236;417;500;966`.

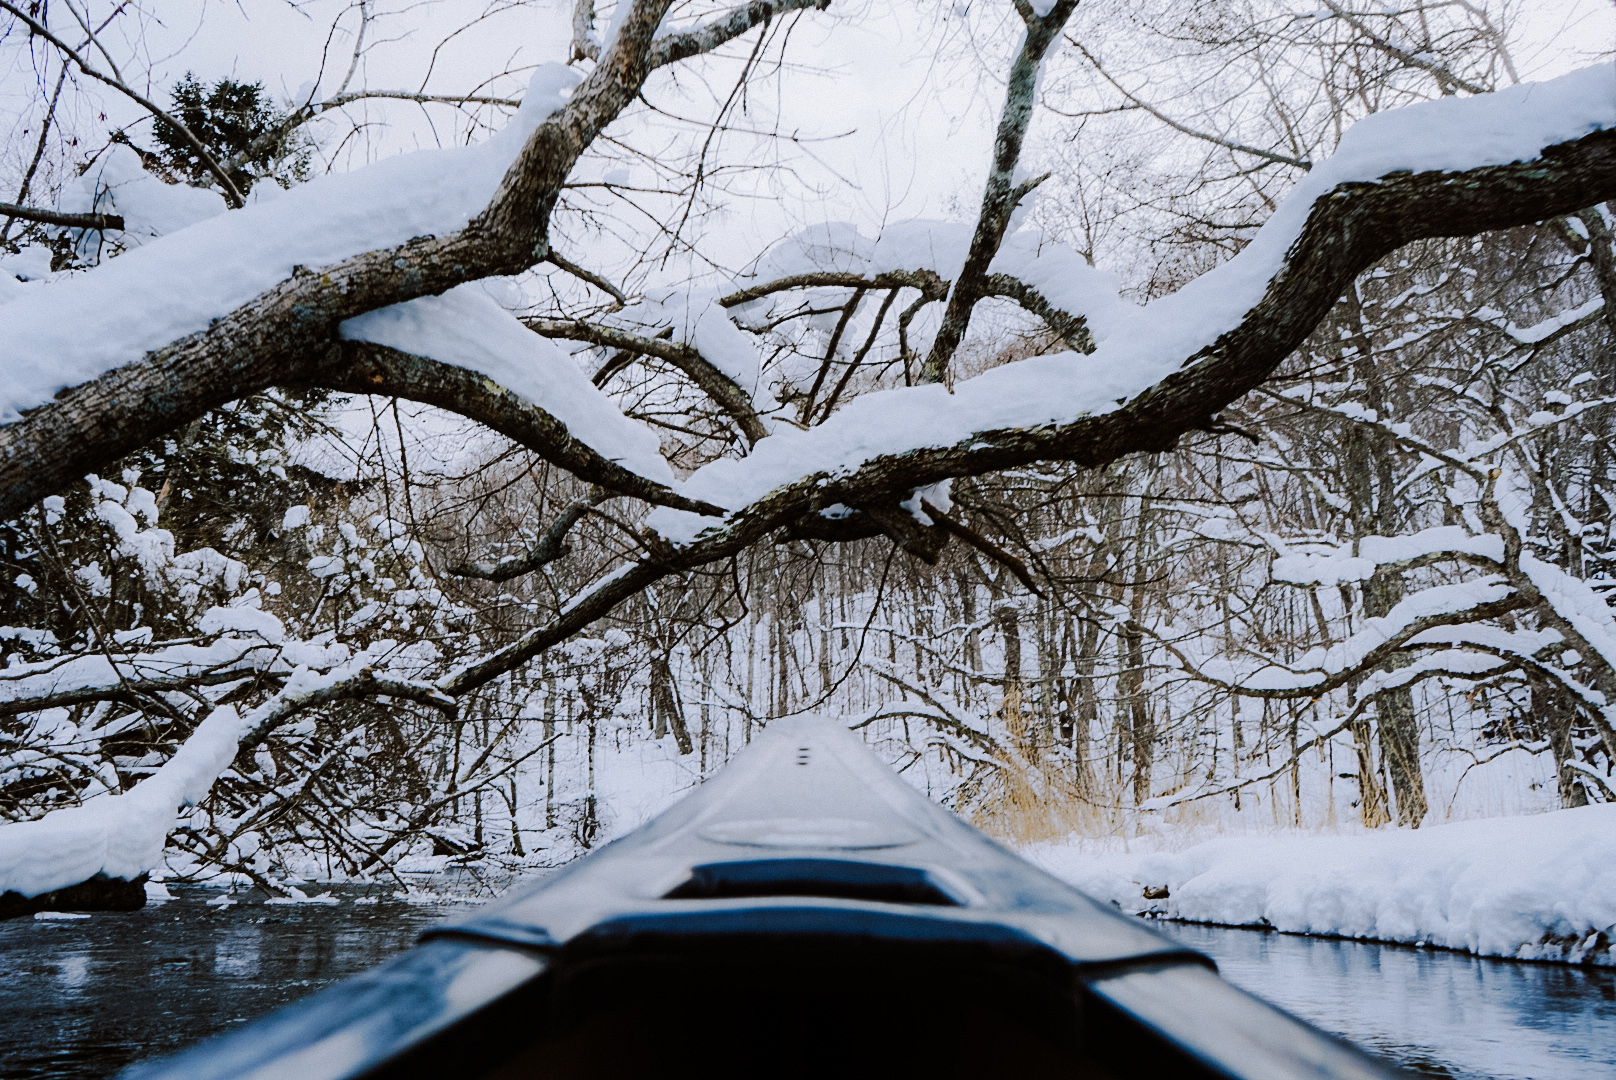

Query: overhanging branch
305;342;724;516
719;268;948;308
525;316;768;444
0;0;807;519
919;0;1081;383
447;489;608;579
981;273;1096;353
648;0;832;69
435;129;1616;693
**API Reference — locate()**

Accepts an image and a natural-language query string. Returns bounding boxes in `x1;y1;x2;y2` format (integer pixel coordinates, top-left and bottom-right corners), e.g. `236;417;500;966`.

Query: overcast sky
4;0;1612;277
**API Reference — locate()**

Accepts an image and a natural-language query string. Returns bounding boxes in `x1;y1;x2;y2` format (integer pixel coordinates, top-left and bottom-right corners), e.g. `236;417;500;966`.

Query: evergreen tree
151;74;311;195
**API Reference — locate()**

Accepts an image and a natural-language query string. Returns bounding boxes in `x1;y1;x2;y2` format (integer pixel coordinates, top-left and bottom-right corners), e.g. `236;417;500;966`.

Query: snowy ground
1023;805;1616;966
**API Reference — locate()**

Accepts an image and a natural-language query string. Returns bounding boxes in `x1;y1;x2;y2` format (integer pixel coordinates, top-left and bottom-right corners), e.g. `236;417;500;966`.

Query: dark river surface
1;884;1612;1079
1154;921;1616;1080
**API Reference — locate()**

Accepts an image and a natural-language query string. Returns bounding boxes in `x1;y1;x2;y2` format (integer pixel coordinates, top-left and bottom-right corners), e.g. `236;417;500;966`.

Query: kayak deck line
122;717;1409;1080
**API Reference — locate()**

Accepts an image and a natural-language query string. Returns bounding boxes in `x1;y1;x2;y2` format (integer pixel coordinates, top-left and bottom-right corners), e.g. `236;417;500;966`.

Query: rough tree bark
1530;671;1590;809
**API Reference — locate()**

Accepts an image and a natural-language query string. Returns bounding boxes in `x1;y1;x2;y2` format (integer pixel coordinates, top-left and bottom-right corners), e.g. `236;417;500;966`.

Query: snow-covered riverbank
1024;804;1616;966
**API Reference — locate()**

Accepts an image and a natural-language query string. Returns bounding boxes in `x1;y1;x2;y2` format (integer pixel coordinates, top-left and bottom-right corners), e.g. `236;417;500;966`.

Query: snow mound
1027;805;1616;965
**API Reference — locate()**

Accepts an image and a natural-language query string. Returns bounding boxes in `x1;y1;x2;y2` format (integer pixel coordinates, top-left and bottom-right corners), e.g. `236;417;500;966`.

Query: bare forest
2;0;1614;901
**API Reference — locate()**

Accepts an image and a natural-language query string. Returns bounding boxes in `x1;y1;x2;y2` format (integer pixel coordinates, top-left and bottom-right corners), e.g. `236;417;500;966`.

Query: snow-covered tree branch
6;0;1616;907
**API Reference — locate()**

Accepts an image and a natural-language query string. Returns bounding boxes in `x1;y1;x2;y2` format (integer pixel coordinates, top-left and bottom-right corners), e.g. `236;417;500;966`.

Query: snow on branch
1180;578;1528;695
338;284;681;484
523;312;769;444
0;634;281;717
719;268;948;309
0;0;803;520
446;69;1616;692
1270;525;1505;586
639;64;1616;548
0;59;562;389
1521;553;1616;666
313;343;720;515
0;201;123;232
0;704;250;900
647;0;832;69
3;25;1616;715
864;664;1005;760
0;662;450;901
1504;297;1604;345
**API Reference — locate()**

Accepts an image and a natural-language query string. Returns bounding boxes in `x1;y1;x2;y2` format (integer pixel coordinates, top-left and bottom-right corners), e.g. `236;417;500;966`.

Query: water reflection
1156;921;1616;1080
4;887;1612;1080
211;930;259;978
54;955;89;990
0;884;457;1080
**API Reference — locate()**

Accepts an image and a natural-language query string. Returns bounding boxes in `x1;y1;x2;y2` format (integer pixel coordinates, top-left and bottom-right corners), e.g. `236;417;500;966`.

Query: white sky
1512;0;1615;78
5;0;1612;277
13;1;1011;251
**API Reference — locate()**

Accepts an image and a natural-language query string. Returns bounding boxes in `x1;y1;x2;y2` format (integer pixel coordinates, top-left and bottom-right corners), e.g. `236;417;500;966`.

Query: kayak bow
122;717;1406;1079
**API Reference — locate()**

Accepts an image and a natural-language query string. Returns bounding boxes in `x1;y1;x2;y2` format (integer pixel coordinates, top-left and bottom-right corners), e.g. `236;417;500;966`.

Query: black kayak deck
432;715;1203;967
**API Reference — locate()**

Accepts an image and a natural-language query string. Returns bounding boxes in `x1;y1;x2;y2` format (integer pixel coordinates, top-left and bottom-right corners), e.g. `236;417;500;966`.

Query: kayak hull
123;718;1408;1079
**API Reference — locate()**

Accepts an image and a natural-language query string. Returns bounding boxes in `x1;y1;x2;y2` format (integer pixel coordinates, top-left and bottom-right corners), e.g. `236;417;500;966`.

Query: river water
1;885;1612;1079
1155;921;1616;1080
0;884;459;1080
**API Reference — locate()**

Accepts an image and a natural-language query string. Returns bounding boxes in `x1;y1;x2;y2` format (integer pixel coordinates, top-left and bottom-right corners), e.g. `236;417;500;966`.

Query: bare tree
3;0;1616;899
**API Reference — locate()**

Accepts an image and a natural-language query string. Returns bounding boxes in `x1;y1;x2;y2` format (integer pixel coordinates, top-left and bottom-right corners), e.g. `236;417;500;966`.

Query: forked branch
309;342;725;515
524;317;768;443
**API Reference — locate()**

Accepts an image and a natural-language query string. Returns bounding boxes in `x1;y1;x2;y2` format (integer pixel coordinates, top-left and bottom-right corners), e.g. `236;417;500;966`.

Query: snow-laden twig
0;660;452;899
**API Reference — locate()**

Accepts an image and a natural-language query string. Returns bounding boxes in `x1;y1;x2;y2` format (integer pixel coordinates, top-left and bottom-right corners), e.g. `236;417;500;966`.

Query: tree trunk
1533;672;1591;808
1340;290;1427;827
996;604;1027;750
544;678;557;830
651;654;693;755
1070;617;1097;797
1343;714;1388;826
1363;571;1428;826
1120;620;1152;805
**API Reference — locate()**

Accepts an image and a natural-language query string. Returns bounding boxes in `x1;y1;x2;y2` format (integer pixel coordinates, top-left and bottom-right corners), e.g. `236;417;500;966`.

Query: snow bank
0;705;247;899
648;63;1616;544
1026;805;1616;965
